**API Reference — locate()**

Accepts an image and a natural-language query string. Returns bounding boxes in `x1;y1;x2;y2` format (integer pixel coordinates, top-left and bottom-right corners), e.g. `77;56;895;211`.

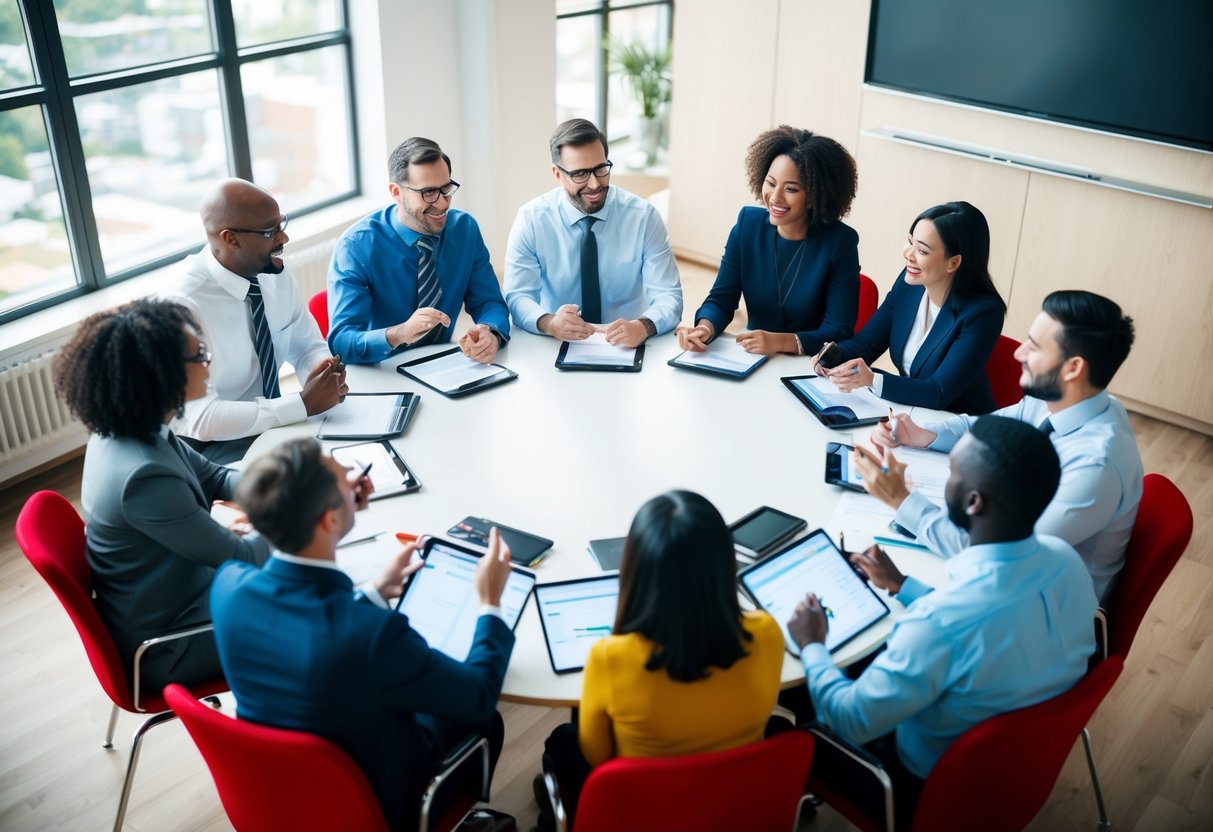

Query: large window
0;0;357;323
556;1;672;166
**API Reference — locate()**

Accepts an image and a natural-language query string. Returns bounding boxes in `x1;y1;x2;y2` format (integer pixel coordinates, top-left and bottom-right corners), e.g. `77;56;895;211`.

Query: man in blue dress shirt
856;290;1141;602
328;137;511;364
504;118;682;347
789;416;1097;827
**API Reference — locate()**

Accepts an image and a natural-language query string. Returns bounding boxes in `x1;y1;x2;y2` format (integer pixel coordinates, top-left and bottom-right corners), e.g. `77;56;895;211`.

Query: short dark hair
911;201;1005;312
53;298;200;440
388;137;452;186
614;491;751;682
549;118;609;164
235;438;343;554
968;415;1061;531
1041;290;1135;389
744;125;857;226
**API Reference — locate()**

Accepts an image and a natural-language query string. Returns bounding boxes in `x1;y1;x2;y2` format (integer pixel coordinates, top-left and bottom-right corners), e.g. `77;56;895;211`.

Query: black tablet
738;529;890;655
534;574;620;673
728;506;807;560
393;537;536;661
397;347;518;398
781;374;887;428
825;442;866;493
446;516;554;568
667;338;767;379
555;338;644;372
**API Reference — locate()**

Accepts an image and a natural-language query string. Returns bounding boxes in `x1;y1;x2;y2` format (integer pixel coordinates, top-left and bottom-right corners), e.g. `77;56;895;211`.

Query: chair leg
203;695;222;709
112;710;177;831
1081;727;1111;830
103;704;120;749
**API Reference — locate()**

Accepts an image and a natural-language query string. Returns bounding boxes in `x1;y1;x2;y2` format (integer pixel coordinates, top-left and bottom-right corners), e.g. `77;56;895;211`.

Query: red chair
807;657;1124;832
1098;473;1193;660
543;731;815;832
984;334;1024;410
856;273;879;333
15;491;227;831
165;684;490;832
309;289;330;337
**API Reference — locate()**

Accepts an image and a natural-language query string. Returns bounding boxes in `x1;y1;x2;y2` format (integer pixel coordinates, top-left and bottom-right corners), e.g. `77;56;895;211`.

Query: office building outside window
0;0;357;323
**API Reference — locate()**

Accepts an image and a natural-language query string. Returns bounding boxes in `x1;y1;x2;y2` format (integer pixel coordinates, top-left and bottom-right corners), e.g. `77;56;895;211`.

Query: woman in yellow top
537;491;786;830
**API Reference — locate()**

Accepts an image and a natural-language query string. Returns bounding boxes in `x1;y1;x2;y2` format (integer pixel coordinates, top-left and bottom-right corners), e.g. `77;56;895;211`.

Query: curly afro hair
53;298;202;440
744;126;858;227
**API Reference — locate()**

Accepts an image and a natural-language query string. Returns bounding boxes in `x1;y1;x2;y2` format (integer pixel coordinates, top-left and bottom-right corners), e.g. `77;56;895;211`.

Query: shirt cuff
799;641;832;671
357;581;390;609
480;604;506;622
895;490;933;534
268;391;308;425
896;575;934;606
870;372;885;397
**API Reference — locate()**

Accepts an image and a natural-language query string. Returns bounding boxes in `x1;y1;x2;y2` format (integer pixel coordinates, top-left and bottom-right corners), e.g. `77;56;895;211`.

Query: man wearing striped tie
327;137;511;365
169;179;348;463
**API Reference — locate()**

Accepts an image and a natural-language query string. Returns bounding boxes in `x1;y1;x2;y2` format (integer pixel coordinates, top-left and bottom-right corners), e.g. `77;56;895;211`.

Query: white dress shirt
168;248;332;441
503;186;683;334
871;291;940;397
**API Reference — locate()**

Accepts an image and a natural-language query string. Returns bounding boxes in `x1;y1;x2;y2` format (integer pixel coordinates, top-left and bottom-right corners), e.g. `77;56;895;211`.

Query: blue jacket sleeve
796;223;860;354
834;277;897;365
327;233;395;364
460;220;511;339
695;210;746;337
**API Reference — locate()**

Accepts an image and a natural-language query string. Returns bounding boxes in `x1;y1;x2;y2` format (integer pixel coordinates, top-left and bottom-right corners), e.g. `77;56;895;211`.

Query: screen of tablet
738;529;890;655
534;575;621;673
395;539;535;661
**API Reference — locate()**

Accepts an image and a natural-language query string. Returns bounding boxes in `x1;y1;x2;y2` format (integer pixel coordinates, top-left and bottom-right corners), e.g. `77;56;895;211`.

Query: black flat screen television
865;0;1213;153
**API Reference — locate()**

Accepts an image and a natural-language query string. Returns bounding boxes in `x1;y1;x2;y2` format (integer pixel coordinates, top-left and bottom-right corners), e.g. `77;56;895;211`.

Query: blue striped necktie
246;275;281;399
413;234;445;346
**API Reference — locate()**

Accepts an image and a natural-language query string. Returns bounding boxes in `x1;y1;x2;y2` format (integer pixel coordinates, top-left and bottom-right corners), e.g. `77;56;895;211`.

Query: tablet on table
534;574;621;674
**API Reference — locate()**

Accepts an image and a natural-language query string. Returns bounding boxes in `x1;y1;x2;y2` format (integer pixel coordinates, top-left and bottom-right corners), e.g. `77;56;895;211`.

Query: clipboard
668;337;767;379
396;347;518;398
330;440;421;499
781;374;887;429
555;337;645;372
317;392;419;439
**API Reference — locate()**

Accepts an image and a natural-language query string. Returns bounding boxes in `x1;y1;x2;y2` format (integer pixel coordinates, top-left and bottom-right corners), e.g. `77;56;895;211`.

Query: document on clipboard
556;333;644;372
330;440;421;499
782;374;887;428
668;337;767;379
317;392;419;439
396;347;517;398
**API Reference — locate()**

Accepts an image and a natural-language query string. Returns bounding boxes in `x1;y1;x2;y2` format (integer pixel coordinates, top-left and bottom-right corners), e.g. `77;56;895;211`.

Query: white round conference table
244;328;950;708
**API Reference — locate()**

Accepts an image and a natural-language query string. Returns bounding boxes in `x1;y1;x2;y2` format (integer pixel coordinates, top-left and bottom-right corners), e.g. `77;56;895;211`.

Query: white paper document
792;376;888;420
672;337;765;374
561;332;637;366
406;350;507;392
317;394;410;438
827;491;899;553
894;446;951;506
330;441;415;494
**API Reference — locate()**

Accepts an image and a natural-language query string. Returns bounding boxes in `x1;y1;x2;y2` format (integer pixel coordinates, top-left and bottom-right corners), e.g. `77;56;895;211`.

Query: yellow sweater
578;610;785;766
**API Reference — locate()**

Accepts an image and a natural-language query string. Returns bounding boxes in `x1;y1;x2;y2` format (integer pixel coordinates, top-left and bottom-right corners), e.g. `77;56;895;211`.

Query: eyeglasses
402;180;461;204
556;161;613;184
185;344;212;366
226;216;289;239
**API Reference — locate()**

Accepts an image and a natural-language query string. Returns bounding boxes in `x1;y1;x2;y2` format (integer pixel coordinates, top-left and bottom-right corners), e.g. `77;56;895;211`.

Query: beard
262;253;285;275
570;184;607;214
1021;362;1063;401
946;492;971;531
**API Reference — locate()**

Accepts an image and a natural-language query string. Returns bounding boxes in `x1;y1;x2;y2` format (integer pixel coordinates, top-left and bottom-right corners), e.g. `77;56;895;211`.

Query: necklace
774;234;809;309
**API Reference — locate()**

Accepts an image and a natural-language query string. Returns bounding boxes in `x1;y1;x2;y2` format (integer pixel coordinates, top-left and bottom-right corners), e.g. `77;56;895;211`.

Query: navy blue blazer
210;558;514;831
834;271;1005;414
695;206;859;354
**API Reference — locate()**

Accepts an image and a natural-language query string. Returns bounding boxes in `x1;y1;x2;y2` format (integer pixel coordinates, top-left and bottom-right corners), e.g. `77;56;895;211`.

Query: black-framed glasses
185;343;212;366
556;161;613;184
402;180;461;204
225;216;289;239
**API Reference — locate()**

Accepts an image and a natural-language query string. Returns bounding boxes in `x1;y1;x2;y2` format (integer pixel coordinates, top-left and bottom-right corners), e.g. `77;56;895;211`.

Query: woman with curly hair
54;298;270;696
677;126;860;356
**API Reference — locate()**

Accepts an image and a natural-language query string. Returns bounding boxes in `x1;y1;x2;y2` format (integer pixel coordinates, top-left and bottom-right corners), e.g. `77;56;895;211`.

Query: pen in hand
887;407;898;442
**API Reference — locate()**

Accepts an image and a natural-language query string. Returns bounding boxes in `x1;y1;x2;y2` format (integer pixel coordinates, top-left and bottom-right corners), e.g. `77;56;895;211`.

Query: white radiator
0;232;342;485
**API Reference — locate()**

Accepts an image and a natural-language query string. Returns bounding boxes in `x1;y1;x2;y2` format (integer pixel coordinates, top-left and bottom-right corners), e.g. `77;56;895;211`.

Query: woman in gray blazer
54;298;270;697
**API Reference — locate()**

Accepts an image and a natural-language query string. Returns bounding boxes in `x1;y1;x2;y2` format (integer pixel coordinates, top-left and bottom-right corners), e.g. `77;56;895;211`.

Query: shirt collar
1047;390;1111;437
202;247;258;301
272;551;345;573
948;535;1039;582
387;204;435;247
557;185;612;227
158;424;171;440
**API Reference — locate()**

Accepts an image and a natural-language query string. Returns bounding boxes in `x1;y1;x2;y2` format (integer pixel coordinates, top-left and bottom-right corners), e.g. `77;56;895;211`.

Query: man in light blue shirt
504;119;682;348
789;416;1097;824
858;290;1141;602
328;137;510;365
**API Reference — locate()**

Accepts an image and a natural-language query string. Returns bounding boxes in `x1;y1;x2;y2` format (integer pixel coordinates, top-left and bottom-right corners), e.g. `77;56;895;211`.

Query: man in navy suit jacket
210;438;515;831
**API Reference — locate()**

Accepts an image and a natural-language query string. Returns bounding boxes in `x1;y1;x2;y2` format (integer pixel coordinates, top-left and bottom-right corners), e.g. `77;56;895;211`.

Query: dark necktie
246;275;280;399
413;234;445;347
1038;417;1055;436
580;216;602;324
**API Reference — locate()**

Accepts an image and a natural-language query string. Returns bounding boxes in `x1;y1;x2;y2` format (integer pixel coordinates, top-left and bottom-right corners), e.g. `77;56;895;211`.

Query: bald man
168;178;347;463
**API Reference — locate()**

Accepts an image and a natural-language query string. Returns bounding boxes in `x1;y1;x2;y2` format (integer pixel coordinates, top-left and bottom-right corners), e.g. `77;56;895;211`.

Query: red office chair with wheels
165;684;491;832
543;730;815;832
1098;473;1193;660
856;273;879;333
984;335;1023;410
807;657;1124;832
15;490;228;831
309;289;330;337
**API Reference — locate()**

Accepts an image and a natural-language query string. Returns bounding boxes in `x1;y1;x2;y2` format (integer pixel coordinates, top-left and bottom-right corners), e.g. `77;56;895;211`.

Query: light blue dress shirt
895;391;1143;602
503;186;683;334
327;207;510;364
801;534;1097;779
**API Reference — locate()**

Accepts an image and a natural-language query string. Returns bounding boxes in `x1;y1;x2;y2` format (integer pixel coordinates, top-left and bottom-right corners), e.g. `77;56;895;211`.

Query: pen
358;461;373;480
888;407;898;441
838;531;846;555
336;531;382;549
395;532;419;544
873;535;931;552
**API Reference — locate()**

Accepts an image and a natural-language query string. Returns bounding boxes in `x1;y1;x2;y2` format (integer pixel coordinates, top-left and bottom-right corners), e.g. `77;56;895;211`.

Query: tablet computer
781;374;887;429
667;337;767;379
824;442;866;493
728;506;807;560
555;335;644;372
738;529;890;656
534;574;620;674
393;537;536;661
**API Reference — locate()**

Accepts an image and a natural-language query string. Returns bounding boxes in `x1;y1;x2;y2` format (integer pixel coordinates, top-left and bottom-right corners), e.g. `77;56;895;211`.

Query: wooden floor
2;261;1211;830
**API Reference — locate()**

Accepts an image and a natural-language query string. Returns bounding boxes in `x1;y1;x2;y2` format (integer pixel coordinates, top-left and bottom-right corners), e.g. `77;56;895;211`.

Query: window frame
1;0;359;325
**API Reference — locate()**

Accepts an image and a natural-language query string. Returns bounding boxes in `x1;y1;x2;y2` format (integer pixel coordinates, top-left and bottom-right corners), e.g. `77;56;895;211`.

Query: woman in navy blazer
817;202;1005;414
677;126;860;356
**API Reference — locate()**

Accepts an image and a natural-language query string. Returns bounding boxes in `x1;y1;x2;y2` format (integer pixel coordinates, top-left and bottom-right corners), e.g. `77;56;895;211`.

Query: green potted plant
608;38;672;166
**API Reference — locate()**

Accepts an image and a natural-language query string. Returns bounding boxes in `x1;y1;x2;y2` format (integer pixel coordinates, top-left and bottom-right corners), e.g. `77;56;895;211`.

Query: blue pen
873;535;931;552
